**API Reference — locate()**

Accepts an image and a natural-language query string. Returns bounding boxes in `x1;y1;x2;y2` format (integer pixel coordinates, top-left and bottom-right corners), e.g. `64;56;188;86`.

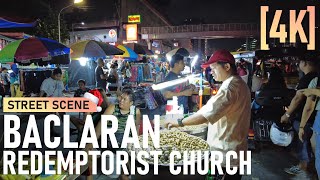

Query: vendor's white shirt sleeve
40;78;51;95
196;75;251;167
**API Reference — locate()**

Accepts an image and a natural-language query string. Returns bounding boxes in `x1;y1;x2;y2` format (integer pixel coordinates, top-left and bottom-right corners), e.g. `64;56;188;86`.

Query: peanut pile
128;131;210;165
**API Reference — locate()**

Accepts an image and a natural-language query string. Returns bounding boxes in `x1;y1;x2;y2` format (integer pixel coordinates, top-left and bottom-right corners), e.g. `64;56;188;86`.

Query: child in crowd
74;79;90;97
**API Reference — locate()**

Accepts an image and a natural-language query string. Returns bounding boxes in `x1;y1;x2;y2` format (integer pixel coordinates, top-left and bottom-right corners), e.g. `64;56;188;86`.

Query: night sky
1;0;318;24
0;0;319;50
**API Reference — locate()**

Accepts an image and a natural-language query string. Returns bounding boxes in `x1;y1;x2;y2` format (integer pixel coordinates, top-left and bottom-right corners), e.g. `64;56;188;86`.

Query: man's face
53;74;62;81
209;62;230;82
176;60;185;72
78;82;85;89
98;60;104;67
298;60;306;72
118;93;133;110
2;70;7;73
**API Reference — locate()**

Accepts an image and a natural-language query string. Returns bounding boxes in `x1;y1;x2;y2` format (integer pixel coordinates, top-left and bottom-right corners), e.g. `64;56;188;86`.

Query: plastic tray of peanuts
127;130;210;166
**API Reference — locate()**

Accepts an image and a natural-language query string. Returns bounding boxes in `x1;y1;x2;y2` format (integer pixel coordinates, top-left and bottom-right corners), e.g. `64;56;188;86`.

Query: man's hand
190;84;198;93
164;119;179;129
189;84;196;89
280;114;289;123
298;128;304;142
182;88;193;96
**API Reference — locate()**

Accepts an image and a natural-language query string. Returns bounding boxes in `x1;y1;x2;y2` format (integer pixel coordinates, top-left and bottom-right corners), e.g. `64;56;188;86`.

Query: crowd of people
164;49;320;179
0;48;319;180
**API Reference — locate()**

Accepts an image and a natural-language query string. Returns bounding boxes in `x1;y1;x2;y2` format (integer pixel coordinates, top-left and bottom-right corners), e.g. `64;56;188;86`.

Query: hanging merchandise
129;66;138;82
19;70;25;92
155;72;165;83
143;64;152;80
151;89;166;106
137;65;143;83
144;88;158;110
21;70;51;94
11;84;23;97
129;64;144;83
133;87;146;109
126;68;132;78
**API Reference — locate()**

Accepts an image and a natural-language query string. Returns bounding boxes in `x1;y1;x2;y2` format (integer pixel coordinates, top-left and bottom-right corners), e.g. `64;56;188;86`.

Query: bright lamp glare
166;55;172;62
154;55;158;59
191;55;199;67
79;57;88;66
74;0;83;4
152;74;199;90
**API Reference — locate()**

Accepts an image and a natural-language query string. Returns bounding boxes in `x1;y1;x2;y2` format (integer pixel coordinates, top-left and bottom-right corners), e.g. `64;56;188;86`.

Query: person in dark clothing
163;54;194;113
95;58;107;91
261;67;287;90
251;67;287;110
74;79;90;97
107;63;119;92
0;67;10;96
281;55;319;176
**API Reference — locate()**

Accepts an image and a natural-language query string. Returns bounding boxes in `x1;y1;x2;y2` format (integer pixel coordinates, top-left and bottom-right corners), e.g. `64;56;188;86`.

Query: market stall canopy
166;48;190;60
125;43;153;55
70;40;124;59
0;32;31;40
231;51;255;59
0;37;70;64
115;45;138;60
0;17;36;28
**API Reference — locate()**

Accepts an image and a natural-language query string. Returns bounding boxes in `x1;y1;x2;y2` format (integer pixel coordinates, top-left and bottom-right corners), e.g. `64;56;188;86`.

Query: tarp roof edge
0;34;15;42
0;17;36;28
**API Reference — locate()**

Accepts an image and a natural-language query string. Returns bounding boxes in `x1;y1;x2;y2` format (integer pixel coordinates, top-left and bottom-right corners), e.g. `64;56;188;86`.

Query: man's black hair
53;68;62;75
121;88;135;102
97;58;104;63
300;51;320;67
170;54;184;68
77;79;86;85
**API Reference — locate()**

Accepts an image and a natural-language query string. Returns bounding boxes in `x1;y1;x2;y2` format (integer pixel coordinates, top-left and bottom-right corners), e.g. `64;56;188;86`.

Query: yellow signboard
128;15;141;23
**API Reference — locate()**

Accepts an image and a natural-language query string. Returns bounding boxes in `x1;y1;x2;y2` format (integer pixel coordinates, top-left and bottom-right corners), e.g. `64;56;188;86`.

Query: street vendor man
40;68;65;97
163;54;194;113
95;58;108;92
165;50;251;180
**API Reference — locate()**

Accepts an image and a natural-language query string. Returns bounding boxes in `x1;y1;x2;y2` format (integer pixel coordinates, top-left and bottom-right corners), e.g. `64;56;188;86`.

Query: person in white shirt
39;68;65;140
165;49;251;180
40;68;65;97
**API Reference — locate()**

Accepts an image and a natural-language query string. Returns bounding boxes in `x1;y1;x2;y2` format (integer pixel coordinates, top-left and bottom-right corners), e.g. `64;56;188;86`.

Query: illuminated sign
108;29;117;38
126;24;138;41
128;15;141;23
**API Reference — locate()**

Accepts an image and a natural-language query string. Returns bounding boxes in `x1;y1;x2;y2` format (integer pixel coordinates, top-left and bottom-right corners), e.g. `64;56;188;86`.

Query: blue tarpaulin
0;17;36;28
